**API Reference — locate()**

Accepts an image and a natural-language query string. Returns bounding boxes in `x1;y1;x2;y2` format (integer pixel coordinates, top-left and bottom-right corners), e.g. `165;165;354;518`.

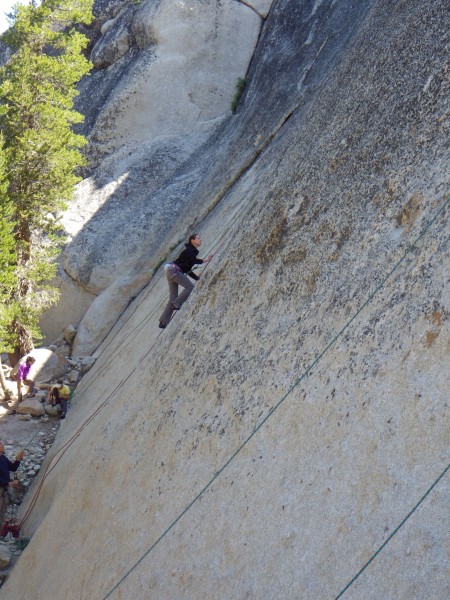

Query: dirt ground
1;408;58;445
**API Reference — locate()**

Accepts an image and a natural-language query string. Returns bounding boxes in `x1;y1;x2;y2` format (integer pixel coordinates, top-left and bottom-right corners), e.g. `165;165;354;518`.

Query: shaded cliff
3;0;449;598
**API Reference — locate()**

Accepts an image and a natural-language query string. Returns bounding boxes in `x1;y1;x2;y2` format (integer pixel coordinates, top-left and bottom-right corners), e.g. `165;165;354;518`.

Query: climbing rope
11;210;245;530
102;194;450;598
76;190;254;396
22;423;46;450
19;202;250;528
334;462;450;599
19;314;172;528
19;206;243;526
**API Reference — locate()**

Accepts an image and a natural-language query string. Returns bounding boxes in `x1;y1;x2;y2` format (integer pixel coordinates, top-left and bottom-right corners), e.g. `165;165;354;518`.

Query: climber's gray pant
159;266;194;326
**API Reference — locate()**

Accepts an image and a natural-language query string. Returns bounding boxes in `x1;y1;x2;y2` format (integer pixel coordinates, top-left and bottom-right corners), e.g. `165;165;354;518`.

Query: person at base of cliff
14;356;36;402
159;233;213;329
48;379;71;420
0;441;24;527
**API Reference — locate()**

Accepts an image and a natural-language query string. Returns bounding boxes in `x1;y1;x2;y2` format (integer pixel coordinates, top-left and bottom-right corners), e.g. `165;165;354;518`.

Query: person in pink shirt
14;356;36;402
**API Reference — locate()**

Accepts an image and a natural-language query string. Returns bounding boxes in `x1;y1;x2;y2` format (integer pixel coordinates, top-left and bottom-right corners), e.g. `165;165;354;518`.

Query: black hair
188;233;200;244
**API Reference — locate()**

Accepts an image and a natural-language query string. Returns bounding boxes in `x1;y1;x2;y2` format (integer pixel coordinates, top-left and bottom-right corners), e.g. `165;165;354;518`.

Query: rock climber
159;233;213;329
48;379;71;420
0;441;24;527
14;356;36;402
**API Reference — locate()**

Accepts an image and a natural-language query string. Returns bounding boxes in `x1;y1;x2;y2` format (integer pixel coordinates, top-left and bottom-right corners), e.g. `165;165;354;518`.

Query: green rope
104;195;449;599
334;462;450;599
23;425;45;450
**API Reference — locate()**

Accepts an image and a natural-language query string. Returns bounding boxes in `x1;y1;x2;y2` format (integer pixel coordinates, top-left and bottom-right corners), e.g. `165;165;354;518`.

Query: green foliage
231;77;246;113
0;136;18;352
0;138;16;291
0;0;94;354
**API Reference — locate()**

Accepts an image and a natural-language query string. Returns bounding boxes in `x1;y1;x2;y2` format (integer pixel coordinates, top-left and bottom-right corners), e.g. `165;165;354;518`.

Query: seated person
48;380;71;419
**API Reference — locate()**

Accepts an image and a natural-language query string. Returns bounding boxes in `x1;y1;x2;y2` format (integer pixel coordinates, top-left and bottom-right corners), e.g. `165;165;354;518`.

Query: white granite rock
63;325;77;343
242;0;273;18
0;543;11;568
44;404;59;416
10;349;66;384
68;370;79;384
81;356;96;373
4;1;448;600
16;399;45;417
42;0;266;350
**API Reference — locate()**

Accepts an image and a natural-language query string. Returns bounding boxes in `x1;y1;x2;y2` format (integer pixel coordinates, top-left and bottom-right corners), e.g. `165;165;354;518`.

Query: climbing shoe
159;322;166;329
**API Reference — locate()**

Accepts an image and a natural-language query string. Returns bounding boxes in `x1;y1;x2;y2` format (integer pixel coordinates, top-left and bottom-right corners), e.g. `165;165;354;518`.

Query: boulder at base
16;399;45;417
0;542;11;568
10;349;67;384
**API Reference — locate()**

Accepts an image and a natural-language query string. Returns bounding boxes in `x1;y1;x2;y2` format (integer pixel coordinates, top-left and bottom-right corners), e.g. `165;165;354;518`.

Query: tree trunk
0;357;11;398
13;319;34;359
7;350;20;368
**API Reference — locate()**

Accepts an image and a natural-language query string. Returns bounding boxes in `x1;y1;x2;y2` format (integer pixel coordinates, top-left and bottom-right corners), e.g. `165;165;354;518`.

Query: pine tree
0;134;18;356
0;0;93;357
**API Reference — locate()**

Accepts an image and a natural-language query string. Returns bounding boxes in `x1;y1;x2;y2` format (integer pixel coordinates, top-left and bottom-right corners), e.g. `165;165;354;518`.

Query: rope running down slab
104;196;450;599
